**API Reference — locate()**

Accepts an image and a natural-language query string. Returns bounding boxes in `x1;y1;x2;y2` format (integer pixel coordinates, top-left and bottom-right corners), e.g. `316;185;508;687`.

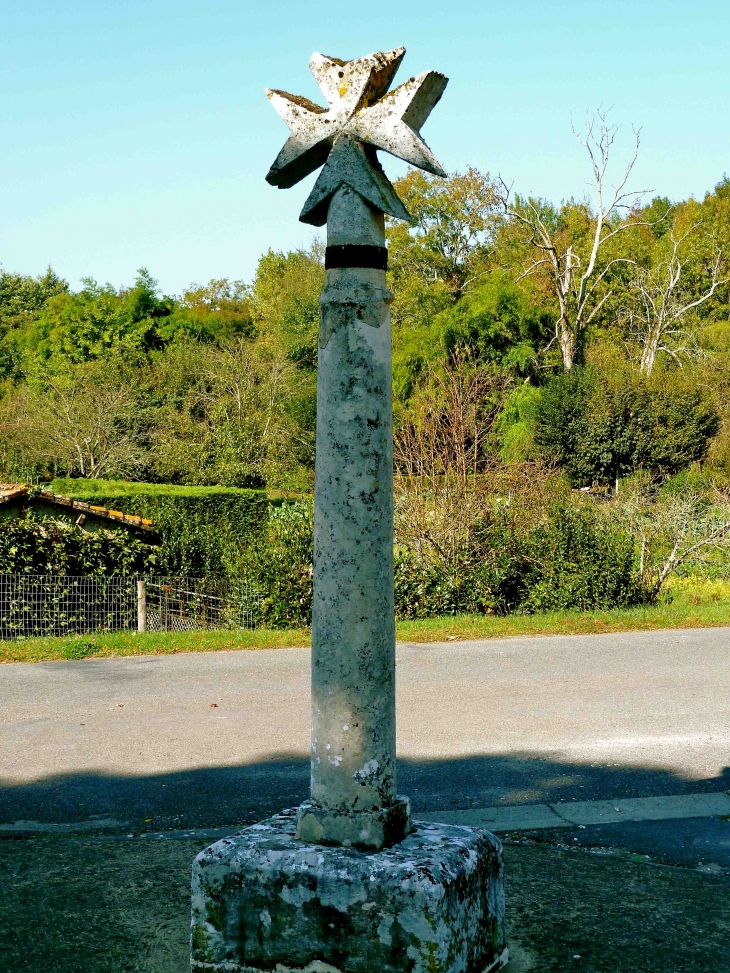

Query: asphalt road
2;627;729;839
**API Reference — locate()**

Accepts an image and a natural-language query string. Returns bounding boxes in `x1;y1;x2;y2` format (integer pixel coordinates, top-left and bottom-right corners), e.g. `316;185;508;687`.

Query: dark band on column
325;245;388;270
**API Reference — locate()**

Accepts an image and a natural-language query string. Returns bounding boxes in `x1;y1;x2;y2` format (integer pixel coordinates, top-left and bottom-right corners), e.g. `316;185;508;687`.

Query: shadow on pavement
1;751;729;831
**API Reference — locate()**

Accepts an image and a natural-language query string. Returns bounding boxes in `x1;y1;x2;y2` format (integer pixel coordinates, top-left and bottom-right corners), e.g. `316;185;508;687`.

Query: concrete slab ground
1;827;728;973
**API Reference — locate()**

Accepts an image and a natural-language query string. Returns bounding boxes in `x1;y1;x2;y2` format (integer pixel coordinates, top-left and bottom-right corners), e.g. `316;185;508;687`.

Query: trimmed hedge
50;479;270;577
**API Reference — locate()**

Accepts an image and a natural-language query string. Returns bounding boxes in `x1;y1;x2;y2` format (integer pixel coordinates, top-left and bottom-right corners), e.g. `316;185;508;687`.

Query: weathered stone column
295;184;410;849
190;47;508;973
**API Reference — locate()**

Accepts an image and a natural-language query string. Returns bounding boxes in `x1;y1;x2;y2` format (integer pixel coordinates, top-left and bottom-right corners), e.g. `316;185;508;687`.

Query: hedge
50;479;271;577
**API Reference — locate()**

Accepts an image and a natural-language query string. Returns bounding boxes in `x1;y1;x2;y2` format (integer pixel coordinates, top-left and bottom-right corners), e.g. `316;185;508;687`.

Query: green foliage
432;275;547;374
393;273;549;398
640;196;675;238
238;501;314;627
520;504;640;613
394;517;528;619
157;279;253;345
388;167;500;302
251;246;324;369
495;384;543;463
142;339;313;489
0;515;155;575
535;366;719;486
0;267;68;379
20;269;172;370
50;479;270;577
224;495;641;625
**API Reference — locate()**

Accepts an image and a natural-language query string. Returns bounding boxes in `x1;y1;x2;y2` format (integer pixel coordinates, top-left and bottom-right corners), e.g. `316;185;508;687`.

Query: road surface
1;626;728;836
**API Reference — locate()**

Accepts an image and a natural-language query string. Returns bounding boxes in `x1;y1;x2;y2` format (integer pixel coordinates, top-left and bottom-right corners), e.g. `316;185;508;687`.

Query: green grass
0;627;312;663
1;584;728;664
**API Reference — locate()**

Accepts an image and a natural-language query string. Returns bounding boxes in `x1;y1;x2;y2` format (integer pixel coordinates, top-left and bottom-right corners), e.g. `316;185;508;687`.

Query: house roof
0;484;155;532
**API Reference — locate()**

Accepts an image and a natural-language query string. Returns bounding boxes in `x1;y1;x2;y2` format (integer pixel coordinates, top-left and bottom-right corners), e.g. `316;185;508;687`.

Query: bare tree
621;227;727;375
608;478;730;601
499;111;657;370
393;352;510;565
6;370;146;479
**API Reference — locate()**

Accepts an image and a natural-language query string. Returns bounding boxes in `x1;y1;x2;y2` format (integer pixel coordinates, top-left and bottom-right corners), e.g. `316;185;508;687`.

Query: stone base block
191;809;507;973
295;796;411;850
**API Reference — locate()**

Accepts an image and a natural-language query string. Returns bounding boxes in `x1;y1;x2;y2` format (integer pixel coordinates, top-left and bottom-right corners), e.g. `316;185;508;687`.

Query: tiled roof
0;485;155;532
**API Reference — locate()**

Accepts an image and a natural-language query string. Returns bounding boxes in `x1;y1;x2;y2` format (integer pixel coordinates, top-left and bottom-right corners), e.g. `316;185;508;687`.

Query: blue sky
0;0;728;295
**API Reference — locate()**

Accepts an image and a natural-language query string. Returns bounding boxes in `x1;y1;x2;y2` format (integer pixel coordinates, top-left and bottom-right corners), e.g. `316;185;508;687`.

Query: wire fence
0;575;263;640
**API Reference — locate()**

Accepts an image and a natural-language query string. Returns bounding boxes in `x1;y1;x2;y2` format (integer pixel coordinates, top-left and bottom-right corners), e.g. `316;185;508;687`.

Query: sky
0;0;728;295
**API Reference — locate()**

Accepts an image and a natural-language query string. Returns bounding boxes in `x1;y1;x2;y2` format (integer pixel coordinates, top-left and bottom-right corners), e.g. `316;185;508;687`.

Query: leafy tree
0;267;68;379
149;339;313;489
0;267;68;326
251;245;324;369
157;279;254;344
20;269;172;369
640;196;676;239
535;366;718;486
386;168;501;344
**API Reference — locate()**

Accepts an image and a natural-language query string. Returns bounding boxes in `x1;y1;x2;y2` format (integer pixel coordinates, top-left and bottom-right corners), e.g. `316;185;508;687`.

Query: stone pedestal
191;810;507;973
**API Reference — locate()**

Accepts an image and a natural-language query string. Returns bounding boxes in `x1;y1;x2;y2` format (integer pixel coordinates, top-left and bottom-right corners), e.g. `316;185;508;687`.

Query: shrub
520;503;641;613
238;500;314;628
49;479;270;577
535;367;718;487
394;514;530;618
0;515;155;575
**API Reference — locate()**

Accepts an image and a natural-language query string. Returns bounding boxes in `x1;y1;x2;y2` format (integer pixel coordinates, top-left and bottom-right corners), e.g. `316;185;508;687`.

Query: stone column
295;186;410;849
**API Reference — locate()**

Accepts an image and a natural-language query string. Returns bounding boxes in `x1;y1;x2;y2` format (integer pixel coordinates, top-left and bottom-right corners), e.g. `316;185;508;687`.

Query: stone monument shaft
310;188;396;815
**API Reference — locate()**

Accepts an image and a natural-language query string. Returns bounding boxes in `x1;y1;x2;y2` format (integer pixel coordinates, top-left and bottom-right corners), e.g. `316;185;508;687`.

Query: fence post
137;580;147;633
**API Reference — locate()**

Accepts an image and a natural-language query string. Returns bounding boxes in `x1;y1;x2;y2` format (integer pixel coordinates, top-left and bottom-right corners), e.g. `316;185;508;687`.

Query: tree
251;245;324;369
150;339;313;489
0;267;68;327
535;366;719;487
621;224;727;375
386;168;501;339
22;269;172;368
158;279;254;344
3;360;146;479
499;111;658;370
0;268;68;379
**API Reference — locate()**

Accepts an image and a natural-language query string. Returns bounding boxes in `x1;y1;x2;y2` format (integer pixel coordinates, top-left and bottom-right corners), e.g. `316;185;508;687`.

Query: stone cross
266;48;447;850
190;50;507;973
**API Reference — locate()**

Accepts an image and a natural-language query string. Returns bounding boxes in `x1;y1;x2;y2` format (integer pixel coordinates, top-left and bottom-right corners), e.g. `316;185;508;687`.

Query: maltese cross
265;48;448;226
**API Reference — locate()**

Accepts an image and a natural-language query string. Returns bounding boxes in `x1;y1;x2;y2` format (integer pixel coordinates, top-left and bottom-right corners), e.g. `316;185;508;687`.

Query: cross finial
265;48;448;225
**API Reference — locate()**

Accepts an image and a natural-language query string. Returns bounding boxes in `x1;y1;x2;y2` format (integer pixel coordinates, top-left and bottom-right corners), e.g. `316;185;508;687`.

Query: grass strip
1;589;728;663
